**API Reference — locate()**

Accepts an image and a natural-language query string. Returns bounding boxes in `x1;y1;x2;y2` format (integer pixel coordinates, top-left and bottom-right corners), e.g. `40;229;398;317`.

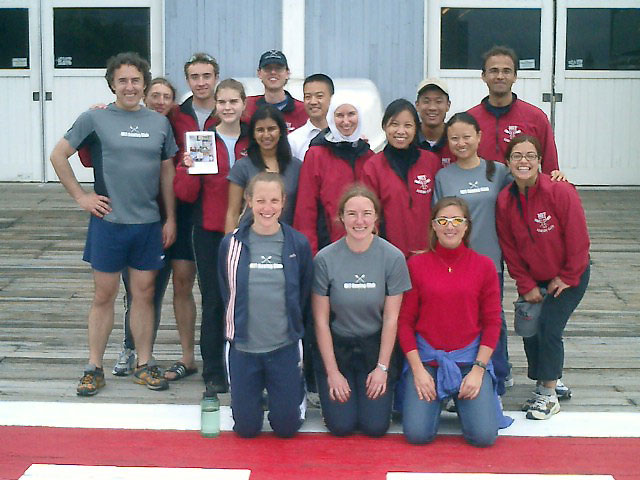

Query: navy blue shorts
83;216;165;273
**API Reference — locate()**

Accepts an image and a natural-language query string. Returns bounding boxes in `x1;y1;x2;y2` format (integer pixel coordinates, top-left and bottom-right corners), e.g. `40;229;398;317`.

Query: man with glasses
468;45;559;173
242;50;307;132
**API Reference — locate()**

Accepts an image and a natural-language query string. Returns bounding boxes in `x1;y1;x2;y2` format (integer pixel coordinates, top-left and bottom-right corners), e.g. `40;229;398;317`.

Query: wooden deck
0;183;639;412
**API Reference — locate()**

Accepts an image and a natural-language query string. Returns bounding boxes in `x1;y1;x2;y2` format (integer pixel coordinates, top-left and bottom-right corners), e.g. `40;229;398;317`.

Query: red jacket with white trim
468;95;559;173
293;142;374;255
496;174;590;295
362;149;441;258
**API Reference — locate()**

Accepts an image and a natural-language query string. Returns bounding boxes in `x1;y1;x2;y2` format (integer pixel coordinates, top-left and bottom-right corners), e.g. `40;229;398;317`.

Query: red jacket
418;132;457;168
172;97;219;162
173;133;233;232
242;91;307;133
362;149;441;258
397;243;501;354
468;95;559;173
293;142;374;254
496;174;590;295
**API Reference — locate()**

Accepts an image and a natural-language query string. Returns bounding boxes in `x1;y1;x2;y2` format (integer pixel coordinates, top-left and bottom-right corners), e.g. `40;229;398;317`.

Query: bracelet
376;362;388;373
472;360;487;370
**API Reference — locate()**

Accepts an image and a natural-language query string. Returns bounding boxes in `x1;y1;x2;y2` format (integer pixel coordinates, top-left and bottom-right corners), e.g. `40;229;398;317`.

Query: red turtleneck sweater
397;243;501;354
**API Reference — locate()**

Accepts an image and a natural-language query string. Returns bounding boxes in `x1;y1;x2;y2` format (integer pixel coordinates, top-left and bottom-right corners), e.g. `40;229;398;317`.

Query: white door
554;0;640;185
0;0;44;181
425;0;555;119
42;0;164;182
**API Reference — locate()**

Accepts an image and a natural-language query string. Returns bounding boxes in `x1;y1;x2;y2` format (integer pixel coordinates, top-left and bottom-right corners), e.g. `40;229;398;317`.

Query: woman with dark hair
219;172;313;438
294;93;374;254
362;99;441;257
398;196;509;446
497;134;590;420
225;105;301;231
313;184;410;437
433;111;513;394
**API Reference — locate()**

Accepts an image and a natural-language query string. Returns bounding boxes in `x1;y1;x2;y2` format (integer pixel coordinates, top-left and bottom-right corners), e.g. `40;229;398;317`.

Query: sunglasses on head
433;216;467;227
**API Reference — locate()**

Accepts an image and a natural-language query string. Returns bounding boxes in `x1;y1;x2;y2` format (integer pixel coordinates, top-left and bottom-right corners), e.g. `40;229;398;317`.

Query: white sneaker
555;379;572;400
112;346;135;376
526;393;560;420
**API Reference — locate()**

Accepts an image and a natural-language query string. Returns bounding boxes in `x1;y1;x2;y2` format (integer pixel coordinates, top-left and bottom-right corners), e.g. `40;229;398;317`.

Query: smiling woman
218;171;313;438
362;99;441;258
225;105;302;232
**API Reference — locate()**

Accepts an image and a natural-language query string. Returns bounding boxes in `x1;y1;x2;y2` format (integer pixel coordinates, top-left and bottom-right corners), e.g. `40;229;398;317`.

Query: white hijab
326;92;363;143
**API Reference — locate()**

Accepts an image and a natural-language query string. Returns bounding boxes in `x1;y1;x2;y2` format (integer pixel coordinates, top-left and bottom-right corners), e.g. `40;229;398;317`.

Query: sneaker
112;346;135;376
504;373;514;388
133;364;169;391
526;393;560;420
521;393;538;411
555;379;572;400
77;365;106;396
444;397;457;413
306;391;321;409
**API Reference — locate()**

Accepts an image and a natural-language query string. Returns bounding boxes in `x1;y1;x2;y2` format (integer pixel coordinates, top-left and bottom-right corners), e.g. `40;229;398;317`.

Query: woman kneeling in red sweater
398;196;511;446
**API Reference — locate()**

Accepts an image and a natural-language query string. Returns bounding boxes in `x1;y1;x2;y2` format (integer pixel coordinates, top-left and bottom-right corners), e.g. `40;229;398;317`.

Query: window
440;8;541;70
53;8;150;69
0;8;29;69
566;8;640;70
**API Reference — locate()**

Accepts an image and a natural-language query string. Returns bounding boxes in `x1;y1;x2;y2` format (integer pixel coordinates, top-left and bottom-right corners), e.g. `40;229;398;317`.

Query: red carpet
2;426;639;480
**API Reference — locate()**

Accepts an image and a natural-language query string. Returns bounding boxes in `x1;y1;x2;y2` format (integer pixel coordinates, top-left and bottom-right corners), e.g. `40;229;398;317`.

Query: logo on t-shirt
459;181;489;195
441;157;452;167
120;125;150;138
343;274;376;289
414;175;432;195
250;255;284;270
503;125;522;142
533;211;555;233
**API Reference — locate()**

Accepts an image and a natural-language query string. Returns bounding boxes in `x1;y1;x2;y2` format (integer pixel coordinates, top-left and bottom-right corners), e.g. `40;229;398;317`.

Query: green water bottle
201;392;220;437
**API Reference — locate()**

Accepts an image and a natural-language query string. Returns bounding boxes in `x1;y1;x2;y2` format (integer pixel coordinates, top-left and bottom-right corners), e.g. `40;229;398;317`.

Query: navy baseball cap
259;50;288;69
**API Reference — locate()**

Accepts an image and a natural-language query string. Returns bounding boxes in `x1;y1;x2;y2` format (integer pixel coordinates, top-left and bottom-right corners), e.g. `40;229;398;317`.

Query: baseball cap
513;287;547;337
259;50;288;69
417;78;450;97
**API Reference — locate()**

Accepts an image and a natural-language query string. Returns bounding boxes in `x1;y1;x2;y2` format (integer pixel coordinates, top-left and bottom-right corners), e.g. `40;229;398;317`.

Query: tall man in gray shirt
50;52;178;396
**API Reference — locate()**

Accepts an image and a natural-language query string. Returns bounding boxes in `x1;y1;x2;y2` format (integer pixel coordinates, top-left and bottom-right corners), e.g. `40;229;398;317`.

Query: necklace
434;249;465;273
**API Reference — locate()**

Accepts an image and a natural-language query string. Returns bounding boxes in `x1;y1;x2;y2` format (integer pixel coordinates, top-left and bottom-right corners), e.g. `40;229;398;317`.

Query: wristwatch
472;360;487;370
376;362;388;373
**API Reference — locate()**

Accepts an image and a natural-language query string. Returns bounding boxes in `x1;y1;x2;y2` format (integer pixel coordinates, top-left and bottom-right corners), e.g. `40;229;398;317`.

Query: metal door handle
33;92;40;101
45;92;52;101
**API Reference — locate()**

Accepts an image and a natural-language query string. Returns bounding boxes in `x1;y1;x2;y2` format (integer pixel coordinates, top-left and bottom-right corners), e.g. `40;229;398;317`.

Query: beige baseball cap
416;78;450;96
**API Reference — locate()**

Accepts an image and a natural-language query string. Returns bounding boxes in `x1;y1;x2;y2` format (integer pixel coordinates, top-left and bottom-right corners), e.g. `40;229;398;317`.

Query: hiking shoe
77;365;105;396
526;393;560;420
555;379;572;400
112;346;135;376
133;364;169;391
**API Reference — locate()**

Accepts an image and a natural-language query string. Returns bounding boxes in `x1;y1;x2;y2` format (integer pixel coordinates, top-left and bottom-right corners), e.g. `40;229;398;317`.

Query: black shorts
168;202;195;262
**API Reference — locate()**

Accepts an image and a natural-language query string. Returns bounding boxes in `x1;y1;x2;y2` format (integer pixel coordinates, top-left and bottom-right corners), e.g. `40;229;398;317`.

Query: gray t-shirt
433;159;511;271
227;156;302;225
192;105;213;130
218;132;239;168
236;228;290;353
64;104;178;224
313;236;411;338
